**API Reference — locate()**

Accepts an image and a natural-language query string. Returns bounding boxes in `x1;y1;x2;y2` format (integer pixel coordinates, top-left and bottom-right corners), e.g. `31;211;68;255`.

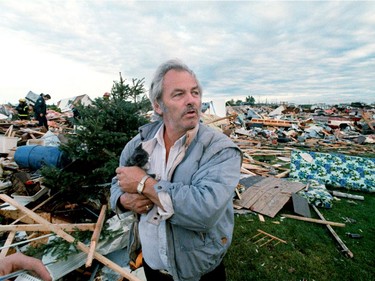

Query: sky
0;1;374;106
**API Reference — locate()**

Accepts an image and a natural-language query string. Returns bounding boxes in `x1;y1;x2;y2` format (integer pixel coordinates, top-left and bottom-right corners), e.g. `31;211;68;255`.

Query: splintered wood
234;177;305;217
251;229;287;247
0;194;141;281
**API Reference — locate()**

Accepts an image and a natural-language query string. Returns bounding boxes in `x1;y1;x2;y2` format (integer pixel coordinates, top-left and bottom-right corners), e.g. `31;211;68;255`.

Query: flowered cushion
290;150;375;192
297;180;333;208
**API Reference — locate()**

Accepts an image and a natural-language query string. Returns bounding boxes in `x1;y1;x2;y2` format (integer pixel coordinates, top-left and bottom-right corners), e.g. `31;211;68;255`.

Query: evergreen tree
41;73;151;204
245;95;255;105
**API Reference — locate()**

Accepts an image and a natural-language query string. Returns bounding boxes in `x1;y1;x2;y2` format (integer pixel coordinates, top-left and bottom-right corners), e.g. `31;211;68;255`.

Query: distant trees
246;96;255;105
226;95;255;106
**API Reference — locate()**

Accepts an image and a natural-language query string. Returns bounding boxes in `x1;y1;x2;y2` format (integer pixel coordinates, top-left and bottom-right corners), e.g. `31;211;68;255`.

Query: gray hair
149;59;202;119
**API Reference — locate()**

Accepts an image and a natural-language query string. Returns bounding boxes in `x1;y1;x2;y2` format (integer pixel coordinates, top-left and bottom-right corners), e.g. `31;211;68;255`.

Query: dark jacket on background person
15;101;29;120
34;95;47;117
34;94;50;130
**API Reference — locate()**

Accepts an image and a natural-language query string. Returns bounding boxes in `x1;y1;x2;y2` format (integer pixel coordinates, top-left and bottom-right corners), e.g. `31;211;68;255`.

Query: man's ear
154;102;163;115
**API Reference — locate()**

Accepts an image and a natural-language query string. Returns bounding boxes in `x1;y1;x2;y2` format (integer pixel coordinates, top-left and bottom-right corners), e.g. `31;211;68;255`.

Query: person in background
111;59;242;281
34;93;51;130
0;252;52;281
15;98;29;120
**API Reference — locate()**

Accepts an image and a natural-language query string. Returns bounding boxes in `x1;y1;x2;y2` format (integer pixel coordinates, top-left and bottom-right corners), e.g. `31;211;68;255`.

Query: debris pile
0;102;374;279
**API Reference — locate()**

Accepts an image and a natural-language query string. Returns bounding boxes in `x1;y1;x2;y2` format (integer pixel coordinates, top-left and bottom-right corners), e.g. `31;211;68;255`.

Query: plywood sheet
235;177;305;217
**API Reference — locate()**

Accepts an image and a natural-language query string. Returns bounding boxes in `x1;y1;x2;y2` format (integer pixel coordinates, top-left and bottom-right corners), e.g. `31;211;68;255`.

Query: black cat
125;144;149;168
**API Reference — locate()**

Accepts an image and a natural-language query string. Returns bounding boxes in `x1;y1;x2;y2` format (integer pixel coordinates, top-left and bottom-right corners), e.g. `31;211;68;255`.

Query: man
111;59;242;281
34;93;51;130
0;252;52;281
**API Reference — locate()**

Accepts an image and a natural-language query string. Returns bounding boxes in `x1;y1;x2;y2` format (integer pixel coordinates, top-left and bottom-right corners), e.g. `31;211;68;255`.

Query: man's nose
186;92;200;105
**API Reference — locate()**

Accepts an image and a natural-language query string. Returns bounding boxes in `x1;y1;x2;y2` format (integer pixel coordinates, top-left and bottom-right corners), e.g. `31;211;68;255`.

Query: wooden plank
86;205;107;267
240;167;257;176
0;210;70;224
0;193;59;257
0;231;16;258
312;205;353;258
331;191;364;201
0;194;141;281
0;209;36;224
275;169;290;178
242;163;269;172
236;177;305;217
281;214;345;227
254;192;290;217
205;114;237;124
0;223;96;232
237;181;269;208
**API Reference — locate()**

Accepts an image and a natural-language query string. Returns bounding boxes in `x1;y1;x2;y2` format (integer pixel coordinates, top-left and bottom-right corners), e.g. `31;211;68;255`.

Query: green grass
225;189;375;281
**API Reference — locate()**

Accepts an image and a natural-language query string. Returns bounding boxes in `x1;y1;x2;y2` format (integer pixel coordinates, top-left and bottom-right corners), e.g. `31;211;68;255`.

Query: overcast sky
0;1;374;106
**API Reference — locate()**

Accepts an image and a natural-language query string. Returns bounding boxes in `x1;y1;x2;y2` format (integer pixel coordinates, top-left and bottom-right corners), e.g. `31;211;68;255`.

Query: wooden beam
312;205;353;258
281;214;345;227
0;223;96;232
0;193;59;257
205;114;237;124
275;169;290;178
0;231;16;258
0;194;141;281
86;205;107;267
330;191;364;201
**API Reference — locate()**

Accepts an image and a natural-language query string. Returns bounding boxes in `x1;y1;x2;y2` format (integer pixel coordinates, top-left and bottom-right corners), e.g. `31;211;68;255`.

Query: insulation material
290;150;375;192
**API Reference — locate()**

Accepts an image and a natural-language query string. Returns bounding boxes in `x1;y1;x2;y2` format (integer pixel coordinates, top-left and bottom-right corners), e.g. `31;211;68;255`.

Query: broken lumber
0;233;54;250
251;229;287;247
312;205;353;258
86;204;107;267
330;191;364;201
281;214;345;227
0;194;141;281
0;223;96;232
205;114;237;124
275;169;290;178
0;192;59;258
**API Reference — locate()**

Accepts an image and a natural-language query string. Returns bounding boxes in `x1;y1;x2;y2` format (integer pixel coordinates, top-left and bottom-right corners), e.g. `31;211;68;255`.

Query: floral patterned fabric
290;150;375;193
297;180;333;208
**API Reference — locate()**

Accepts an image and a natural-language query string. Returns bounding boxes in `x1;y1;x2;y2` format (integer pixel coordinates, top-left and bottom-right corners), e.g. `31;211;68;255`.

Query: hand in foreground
0;252;52;281
119;192;154;214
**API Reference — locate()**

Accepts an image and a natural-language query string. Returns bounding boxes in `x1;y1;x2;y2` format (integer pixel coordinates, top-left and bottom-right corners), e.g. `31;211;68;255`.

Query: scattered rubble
0;102;374;279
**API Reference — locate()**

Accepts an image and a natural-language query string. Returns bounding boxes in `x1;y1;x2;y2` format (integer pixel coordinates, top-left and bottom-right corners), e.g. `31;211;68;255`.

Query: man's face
155;69;201;137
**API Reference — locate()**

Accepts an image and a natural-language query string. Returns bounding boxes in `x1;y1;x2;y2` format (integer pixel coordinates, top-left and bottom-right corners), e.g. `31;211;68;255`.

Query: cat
125;144;155;178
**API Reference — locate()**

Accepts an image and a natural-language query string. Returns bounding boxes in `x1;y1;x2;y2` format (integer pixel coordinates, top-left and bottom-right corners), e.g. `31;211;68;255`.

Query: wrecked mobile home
0;100;374;280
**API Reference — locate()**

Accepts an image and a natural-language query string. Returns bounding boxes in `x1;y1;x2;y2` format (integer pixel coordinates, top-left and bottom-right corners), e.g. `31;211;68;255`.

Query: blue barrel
14;145;68;170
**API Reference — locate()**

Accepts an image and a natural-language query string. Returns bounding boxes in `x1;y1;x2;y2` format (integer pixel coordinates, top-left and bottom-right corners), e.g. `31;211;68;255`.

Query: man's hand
116;166;146;194
119;192;154;214
116;166;162;210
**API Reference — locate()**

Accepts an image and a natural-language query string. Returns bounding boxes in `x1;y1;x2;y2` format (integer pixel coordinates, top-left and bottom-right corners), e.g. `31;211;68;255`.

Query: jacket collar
139;121;199;150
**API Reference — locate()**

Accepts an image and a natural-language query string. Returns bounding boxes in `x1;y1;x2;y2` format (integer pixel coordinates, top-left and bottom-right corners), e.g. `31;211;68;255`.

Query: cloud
0;1;374;105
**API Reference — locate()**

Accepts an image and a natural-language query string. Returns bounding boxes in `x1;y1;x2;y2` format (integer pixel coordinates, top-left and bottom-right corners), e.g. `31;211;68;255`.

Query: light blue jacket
110;121;242;281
